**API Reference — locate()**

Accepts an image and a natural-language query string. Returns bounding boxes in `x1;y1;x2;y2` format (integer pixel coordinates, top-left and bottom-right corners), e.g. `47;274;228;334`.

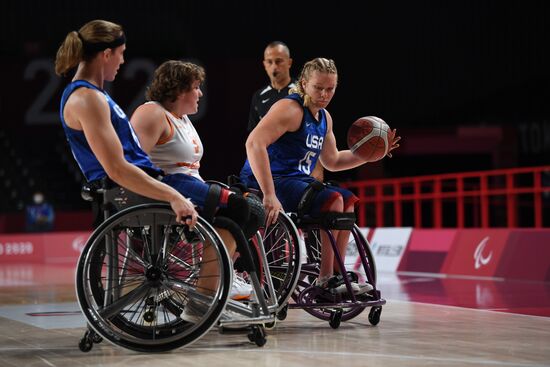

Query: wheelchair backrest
81;179;158;221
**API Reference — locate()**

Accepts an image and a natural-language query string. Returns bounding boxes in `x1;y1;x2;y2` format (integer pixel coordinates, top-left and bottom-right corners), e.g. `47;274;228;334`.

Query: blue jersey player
241;57;400;294
55;20;258;318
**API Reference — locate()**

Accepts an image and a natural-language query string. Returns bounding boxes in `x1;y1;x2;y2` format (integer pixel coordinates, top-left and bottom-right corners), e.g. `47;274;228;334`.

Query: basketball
347;116;391;162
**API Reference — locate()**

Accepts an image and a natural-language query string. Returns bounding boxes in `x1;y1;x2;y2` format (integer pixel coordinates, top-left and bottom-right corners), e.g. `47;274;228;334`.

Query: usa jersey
240;93;327;183
59;80;161;182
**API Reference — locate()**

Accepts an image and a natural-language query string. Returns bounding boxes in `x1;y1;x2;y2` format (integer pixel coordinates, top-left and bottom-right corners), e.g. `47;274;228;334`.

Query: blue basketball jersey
59;80;161;182
240;93;327;184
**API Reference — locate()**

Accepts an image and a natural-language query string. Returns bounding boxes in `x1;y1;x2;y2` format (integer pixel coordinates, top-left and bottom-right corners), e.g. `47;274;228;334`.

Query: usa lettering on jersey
306;134;324;149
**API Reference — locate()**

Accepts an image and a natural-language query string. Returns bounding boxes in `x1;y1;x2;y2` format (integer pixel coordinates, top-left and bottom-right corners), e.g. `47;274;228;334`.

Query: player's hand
171;195;198;228
263;193;282;226
387;128;401;158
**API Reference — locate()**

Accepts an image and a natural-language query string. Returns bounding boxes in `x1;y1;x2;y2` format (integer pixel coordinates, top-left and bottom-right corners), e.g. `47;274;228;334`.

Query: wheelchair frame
77;183;278;352
285;217;385;328
256;190;386;328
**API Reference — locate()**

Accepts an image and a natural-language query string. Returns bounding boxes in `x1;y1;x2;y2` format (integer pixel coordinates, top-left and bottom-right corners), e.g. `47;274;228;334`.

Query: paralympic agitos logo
473;236;493;270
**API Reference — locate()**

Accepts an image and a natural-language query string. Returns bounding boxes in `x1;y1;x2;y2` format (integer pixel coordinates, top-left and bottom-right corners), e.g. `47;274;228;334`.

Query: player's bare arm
130;103;168;154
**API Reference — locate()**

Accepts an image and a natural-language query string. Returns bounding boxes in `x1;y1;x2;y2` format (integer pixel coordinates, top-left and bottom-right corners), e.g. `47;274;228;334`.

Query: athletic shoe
230;272;253;300
316;273;373;295
344;271;374;295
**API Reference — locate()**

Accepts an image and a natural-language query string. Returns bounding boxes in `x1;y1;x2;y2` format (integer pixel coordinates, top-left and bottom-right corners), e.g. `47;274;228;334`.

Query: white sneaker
352;282;374;295
230;272;253;300
317;274;373;295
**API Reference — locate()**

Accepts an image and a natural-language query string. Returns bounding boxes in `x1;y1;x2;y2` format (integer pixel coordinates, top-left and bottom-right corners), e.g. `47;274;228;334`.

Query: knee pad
297;180;325;216
242;192;265;239
202;183;222;222
217;193;250;227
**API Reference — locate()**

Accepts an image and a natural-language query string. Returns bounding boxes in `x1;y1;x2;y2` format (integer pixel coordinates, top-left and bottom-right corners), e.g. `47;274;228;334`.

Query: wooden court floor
0;264;549;367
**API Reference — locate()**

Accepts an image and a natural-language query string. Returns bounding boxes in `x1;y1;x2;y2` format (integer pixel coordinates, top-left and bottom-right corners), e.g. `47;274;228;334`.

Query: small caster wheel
368;306;382;326
276;304;288;320
329;309;342;329
78;330;94;352
247;326;267;347
143;310;155;323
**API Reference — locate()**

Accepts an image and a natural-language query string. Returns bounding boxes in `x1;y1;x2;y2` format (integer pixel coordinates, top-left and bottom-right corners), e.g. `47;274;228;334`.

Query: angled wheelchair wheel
76;204;232;352
258;212;301;311
292;224;377;322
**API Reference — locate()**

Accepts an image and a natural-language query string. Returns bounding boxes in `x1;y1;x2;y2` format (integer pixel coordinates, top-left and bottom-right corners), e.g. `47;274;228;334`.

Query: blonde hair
289;57;337;107
55;19;124;76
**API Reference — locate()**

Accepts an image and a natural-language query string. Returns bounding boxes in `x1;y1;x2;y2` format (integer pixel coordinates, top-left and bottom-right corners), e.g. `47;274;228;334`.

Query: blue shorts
162;174;230;209
245;175;358;215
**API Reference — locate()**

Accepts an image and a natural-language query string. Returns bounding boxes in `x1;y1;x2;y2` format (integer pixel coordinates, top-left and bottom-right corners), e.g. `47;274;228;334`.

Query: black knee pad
242;193;265;239
297;180;325;217
217;193;250;227
202;183;223;222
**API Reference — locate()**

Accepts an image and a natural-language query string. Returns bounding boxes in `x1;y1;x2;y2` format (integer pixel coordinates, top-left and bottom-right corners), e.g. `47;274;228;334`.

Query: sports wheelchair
234;178;385;329
76;179;278;352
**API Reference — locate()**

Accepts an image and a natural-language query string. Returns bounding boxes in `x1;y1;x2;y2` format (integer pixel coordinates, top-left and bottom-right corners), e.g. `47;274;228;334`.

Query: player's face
104;44;125;82
263;46;292;84
179;79;203;115
303;71;337;109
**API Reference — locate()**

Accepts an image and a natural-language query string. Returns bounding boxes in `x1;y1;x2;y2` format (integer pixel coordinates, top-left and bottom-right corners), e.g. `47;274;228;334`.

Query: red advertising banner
42;232;91;265
0;231;91;265
398;229;457;273
496;229;550;281
441;229;511;277
0;234;45;264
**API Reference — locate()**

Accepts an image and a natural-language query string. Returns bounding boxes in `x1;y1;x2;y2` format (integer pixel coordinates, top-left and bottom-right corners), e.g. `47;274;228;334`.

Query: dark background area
0;0;549;215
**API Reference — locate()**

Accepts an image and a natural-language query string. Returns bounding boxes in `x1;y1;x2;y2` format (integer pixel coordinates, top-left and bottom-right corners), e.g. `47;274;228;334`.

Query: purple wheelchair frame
284;214;386;328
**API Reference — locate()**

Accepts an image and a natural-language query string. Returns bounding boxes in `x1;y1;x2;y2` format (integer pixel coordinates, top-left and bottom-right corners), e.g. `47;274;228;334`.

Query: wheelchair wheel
258;212;301;311
76;204;232;352
292;224;377;322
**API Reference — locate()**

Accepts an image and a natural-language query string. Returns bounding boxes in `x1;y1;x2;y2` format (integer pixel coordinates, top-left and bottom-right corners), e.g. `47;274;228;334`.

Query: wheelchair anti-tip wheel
76;204;232;352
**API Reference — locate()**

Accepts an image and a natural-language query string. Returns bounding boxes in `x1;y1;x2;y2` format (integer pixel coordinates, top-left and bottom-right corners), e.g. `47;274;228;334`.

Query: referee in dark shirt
247;41;324;181
248;41;296;132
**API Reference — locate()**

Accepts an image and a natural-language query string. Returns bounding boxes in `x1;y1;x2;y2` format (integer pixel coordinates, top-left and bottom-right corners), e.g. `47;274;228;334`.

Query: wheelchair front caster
247;325;267;347
276;304;288;320
368;306;382;326
78;329;98;352
329;309;342;329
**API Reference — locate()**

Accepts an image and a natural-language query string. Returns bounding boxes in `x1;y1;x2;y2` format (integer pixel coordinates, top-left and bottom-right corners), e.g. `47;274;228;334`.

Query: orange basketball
347;116;390;162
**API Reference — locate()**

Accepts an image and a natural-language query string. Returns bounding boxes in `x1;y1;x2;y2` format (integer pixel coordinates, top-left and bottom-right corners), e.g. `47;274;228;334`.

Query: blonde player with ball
240;57;400;295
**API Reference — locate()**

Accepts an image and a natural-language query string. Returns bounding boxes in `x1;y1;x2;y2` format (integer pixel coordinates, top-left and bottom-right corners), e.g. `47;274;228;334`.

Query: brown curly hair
146;60;205;103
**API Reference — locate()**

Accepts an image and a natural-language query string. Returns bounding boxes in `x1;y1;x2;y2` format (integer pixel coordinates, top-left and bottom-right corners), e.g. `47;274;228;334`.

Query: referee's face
263;45;292;84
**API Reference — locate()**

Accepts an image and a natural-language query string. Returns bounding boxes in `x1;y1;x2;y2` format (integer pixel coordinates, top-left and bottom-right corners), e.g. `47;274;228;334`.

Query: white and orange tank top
147;102;204;180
